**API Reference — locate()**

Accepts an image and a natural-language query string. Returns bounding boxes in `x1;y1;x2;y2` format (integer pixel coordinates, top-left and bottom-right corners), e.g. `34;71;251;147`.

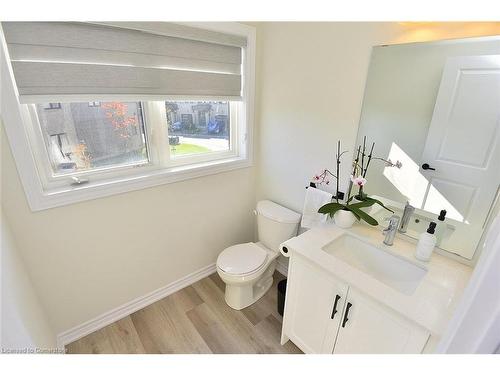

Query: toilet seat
217;243;268;276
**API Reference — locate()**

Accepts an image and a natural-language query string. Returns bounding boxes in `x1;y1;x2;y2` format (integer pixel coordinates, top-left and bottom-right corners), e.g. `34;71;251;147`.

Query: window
25;98;241;192
166;101;230;158
1;22;255;210
35;102;148;175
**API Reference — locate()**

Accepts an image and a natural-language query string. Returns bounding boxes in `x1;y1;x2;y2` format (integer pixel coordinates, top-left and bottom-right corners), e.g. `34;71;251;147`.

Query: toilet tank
256;200;301;252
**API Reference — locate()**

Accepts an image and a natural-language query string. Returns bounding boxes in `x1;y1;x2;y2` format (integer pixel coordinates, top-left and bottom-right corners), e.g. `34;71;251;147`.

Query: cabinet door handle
331;294;341;319
341;302;352;328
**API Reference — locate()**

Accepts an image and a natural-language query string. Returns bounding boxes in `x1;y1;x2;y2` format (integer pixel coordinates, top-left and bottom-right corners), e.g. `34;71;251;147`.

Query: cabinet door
282;256;348;354
333;288;429;354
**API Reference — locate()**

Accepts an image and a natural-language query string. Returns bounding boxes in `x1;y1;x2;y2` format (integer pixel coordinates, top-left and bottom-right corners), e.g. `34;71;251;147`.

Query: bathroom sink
322;234;427;295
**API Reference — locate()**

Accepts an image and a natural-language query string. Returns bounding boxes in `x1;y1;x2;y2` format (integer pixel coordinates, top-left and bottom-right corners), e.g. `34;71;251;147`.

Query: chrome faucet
383;215;400;246
399;201;415;234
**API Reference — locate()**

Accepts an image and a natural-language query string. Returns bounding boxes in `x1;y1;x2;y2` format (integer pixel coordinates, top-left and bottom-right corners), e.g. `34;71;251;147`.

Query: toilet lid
217;243;268;275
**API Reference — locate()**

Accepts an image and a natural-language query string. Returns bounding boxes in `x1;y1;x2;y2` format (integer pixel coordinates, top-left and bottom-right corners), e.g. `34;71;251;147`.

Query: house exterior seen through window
166;101;230;157
35;100;233;176
43;102;62;110
35;101;148;175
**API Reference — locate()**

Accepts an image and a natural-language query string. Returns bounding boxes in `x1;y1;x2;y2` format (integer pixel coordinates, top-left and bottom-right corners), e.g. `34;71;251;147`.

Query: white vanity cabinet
332;288;429;353
281;255;430;354
280;256;348;353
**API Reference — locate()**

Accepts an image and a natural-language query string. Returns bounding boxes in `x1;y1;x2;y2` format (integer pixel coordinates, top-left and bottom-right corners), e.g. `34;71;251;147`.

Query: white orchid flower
350;175;367;187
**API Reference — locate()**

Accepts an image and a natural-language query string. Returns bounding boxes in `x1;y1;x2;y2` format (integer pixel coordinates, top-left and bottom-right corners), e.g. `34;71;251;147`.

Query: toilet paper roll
280;243;291;258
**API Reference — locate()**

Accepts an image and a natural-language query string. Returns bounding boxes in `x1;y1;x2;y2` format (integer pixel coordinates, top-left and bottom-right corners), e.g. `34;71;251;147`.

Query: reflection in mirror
356;36;500;260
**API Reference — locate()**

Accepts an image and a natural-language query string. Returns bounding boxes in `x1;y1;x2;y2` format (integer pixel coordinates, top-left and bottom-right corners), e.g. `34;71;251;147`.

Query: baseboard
276;258;289;277
56;263;217;349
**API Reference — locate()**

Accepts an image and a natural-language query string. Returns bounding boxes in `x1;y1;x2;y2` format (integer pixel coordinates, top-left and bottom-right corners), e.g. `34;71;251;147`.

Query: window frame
0;22;255;211
26;100;159;190
25;100;240;190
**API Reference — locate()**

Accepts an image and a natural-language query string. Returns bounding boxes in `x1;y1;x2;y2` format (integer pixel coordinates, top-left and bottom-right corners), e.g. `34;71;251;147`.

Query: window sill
30;156;252;211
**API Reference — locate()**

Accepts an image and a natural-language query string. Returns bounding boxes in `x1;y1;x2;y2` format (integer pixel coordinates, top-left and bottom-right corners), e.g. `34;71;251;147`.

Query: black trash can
277;279;287;316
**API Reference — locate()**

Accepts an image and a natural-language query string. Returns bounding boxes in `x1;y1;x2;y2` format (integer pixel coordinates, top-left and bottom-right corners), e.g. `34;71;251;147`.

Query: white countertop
281;222;473;336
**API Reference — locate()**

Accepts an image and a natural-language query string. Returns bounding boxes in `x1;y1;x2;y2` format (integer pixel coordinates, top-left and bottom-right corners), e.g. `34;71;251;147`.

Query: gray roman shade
2;22;246;102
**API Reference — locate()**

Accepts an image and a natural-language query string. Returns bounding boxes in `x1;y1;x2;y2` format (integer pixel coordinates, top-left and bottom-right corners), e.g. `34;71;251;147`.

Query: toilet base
222;260;276;310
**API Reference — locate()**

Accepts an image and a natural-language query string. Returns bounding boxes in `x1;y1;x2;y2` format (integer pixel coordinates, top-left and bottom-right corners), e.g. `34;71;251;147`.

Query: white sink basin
322;234;427;295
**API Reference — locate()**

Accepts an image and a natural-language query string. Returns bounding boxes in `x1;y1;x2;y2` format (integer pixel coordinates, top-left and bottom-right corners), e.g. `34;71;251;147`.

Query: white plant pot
334;209;357;229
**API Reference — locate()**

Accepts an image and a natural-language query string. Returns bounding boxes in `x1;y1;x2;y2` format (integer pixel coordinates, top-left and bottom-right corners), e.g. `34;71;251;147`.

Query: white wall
1;122;256;334
256;23;392;210
255;22;500;211
1;210;56;351
436;215;500;353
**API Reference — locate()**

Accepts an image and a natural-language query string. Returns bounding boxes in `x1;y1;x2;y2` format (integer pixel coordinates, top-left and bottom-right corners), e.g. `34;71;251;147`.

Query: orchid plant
314;137;399;226
348;136;401;204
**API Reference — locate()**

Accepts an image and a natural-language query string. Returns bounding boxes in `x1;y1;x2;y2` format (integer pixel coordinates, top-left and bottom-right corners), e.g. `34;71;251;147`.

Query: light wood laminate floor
66;272;301;354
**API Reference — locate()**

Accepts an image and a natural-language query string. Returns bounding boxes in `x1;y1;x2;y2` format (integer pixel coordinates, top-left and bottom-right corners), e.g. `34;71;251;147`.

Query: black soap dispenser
435;210;447;246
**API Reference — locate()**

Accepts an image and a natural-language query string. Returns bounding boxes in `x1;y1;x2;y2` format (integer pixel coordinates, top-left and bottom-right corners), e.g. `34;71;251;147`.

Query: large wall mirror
355;36;500;260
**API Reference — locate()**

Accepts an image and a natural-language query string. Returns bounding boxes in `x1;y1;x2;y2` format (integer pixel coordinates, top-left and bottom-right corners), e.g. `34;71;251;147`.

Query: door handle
421;163;436;171
331;294;341;319
341;302;352;328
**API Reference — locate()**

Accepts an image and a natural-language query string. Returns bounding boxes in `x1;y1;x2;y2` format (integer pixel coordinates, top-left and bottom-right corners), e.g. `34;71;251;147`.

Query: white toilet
216;200;301;310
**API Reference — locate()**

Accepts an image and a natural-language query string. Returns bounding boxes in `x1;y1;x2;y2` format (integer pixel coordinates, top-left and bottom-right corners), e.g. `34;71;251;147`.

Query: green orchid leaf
348;200;375;209
348;207;379;226
364;197;394;213
318;202;345;215
348;208;361;221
